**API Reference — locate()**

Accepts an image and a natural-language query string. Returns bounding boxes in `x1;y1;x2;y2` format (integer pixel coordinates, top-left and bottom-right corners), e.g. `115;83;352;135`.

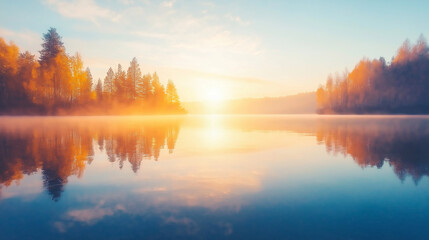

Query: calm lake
1;115;429;239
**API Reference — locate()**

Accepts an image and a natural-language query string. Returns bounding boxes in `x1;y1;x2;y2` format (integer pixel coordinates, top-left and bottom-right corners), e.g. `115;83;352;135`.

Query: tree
17;51;38;107
80;67;93;103
151;72;165;107
39;28;64;65
103;67;114;99
166;80;180;107
0;38;19;110
126;57;142;100
95;78;102;102
70;53;84;103
137;73;152;101
38;28;72;107
114;64;125;100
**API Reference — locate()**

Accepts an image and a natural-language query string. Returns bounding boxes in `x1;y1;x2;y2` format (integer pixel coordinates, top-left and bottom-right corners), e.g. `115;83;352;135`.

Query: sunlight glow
197;80;230;112
206;88;224;103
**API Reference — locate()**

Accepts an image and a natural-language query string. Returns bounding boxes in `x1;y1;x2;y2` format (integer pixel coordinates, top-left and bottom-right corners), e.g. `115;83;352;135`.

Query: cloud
43;0;121;24
65;201;126;225
0;28;38;42
133;187;168;193
131;168;263;209
53;221;68;233
163;216;199;234
0;174;43;201
0;27;40;54
226;14;250;26
161;0;176;8
132;30;170;40
118;0;134;5
67;207;114;223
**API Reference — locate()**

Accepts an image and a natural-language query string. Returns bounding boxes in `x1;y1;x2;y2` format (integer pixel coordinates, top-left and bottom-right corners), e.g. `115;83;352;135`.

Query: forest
317;36;429;114
0;28;185;115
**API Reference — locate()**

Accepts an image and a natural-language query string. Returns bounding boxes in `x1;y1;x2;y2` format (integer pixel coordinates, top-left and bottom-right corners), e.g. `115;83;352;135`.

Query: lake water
1;115;429;239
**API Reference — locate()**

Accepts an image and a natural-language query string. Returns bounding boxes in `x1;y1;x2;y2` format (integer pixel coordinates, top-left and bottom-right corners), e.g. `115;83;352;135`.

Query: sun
195;79;230;112
206;88;224;103
202;86;227;113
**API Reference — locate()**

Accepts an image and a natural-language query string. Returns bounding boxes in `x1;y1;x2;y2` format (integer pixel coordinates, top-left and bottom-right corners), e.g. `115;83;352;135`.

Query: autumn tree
137;73;152;101
151;72;165;107
95;78;102;102
166;80;180;107
103;67;114;99
70;53;85;103
38;28;72;108
114;64;126;100
126;57;142;100
0;38;19;110
80;67;93;103
17;52;38;107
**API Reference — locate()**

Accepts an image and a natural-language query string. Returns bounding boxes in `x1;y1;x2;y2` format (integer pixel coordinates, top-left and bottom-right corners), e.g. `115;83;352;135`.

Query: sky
1;0;429;101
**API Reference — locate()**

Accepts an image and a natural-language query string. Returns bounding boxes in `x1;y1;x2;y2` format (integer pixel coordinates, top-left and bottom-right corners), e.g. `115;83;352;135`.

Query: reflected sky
2;115;429;239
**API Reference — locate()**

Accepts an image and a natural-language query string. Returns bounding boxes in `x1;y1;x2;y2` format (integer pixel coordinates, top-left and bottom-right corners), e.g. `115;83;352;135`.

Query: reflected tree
315;118;429;183
0;118;182;201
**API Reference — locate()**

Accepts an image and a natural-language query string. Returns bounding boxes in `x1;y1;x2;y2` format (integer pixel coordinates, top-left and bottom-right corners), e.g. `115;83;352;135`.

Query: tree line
317;35;429;113
0;28;185;114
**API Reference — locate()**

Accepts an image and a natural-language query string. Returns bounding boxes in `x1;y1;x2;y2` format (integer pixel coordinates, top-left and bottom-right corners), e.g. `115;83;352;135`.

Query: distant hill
183;92;316;114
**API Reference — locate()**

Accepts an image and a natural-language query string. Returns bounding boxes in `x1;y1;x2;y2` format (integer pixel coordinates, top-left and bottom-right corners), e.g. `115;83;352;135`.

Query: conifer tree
166;80;180;106
103;67;114;99
114;64;125;100
138;73;152;101
126;57;142;100
95;78;102;101
151;72;165;106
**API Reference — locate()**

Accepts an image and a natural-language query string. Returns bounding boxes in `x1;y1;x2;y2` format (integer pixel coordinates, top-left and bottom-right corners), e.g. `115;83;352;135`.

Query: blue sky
1;0;428;101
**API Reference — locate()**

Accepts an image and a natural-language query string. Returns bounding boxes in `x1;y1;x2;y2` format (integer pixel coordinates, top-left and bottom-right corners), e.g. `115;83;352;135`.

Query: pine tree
103;67;114;98
95;78;102;101
114;64;126;100
38;28;71;106
81;67;92;102
138;73;152;101
126;57;142;100
39;28;64;65
151;72;165;106
166;80;180;106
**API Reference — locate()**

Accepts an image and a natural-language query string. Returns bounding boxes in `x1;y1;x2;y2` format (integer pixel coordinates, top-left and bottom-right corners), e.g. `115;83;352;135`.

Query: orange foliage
0;28;186;115
317;35;429;113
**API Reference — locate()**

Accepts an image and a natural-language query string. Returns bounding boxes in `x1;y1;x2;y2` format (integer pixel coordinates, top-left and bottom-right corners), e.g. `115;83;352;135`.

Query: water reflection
0;117;181;201
2;116;429;239
314;117;429;182
191;116;429;182
2;116;429;202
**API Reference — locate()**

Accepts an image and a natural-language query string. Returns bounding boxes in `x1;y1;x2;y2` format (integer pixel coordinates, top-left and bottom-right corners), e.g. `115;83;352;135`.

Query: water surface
1;115;429;239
